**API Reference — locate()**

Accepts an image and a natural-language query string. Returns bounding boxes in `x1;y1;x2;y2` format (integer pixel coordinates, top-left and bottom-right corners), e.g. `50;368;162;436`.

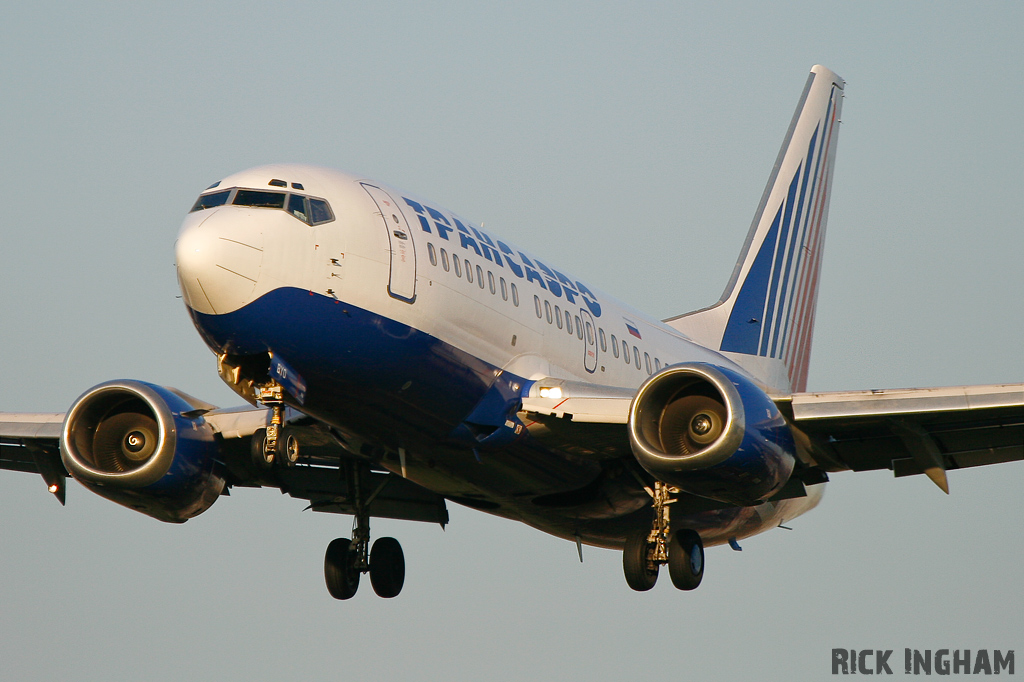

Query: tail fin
667;65;844;394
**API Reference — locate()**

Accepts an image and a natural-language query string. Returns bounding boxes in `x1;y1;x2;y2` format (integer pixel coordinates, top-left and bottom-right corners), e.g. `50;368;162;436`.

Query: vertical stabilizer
667;65;844;394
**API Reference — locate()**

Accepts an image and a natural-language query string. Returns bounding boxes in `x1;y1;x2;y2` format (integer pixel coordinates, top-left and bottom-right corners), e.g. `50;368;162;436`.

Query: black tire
668;529;704;591
324;538;359;600
250;428;274;470
279;427;300;465
369;537;405;599
622;529;658;591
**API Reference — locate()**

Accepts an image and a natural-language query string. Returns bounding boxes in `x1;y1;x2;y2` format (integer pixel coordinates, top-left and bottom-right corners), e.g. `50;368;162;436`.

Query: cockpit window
188;186;335;225
189;189;231;212
288;194;309;222
234;190;287;209
309;198;333;225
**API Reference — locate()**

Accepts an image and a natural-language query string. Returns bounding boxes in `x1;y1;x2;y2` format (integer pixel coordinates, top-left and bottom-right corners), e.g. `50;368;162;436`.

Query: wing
519;378;633;459
520;378;1024;494
0;407;448;524
0;413;67;502
779;383;1024;492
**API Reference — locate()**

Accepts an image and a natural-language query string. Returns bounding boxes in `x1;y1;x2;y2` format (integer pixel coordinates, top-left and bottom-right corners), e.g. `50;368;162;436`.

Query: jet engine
60;380;225;523
628;363;795;506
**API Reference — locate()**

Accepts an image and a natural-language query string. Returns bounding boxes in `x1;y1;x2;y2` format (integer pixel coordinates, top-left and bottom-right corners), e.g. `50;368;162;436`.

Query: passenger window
545;300;553;324
555;305;563;329
565;311;573;334
427;243;437;266
655;358;662;371
441;248;450;272
501;277;508;301
599;328;607;352
234;189;286;209
575;316;583;339
633;346;641;369
308;198;334;224
511;283;519;306
288;194;309;223
476;265;485;289
453;257;462;278
623;341;630;363
611;334;619;358
644;352;652;375
488;271;496;294
190;189;231;212
465;260;473;283
534;295;542;318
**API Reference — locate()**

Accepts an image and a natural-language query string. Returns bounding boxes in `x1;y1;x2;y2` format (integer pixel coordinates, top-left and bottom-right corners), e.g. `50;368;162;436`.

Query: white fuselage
175;163;823;548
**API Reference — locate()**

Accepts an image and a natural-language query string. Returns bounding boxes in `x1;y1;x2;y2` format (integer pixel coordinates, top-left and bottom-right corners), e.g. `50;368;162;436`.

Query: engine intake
628;363;795;505
61;380;224;522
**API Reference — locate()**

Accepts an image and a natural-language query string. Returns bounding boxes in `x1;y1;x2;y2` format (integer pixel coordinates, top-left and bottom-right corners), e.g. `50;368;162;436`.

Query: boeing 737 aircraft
2;65;1021;599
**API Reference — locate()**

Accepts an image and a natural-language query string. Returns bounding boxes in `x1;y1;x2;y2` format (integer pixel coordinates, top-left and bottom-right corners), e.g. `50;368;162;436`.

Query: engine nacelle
60;380;225;523
628;363;795;506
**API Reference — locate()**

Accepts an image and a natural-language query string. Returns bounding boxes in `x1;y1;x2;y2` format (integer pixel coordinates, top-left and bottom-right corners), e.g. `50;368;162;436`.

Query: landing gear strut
622;480;704;591
323;463;406;600
250;384;300;470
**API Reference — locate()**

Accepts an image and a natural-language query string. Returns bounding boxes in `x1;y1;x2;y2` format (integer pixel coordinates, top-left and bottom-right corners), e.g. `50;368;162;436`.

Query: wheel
369;537;405;598
622;529;658;591
279;427;300;465
668;529;704;590
250;428;274;470
324;537;360;599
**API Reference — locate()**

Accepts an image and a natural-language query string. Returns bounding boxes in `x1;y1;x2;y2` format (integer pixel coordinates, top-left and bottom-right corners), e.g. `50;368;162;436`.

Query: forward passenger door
361;183;417;303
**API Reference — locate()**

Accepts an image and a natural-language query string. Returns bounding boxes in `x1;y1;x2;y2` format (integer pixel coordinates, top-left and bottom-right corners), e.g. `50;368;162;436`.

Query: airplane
1;64;1021;599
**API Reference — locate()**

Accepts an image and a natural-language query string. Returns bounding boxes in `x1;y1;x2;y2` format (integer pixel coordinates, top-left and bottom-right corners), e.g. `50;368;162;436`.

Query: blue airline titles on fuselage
401;197;603;319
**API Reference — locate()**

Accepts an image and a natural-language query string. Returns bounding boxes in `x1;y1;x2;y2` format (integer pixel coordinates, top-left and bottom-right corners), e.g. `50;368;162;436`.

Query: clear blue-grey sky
1;2;1022;680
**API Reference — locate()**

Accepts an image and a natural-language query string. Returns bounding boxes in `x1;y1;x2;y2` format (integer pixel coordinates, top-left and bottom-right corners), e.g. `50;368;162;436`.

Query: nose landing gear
248;380;407;600
368;536;405;598
324;537;360;599
323;464;406;600
622;481;704;591
323;526;406;599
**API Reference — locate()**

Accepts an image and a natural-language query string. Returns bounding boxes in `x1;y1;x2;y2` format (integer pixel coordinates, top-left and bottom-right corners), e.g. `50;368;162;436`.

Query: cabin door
361;183;417;303
580;308;598;373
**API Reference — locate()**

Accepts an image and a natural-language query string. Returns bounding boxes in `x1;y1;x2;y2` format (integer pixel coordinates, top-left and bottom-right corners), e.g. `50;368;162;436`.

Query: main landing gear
250;385;300;470
323;465;406;600
622;481;704;592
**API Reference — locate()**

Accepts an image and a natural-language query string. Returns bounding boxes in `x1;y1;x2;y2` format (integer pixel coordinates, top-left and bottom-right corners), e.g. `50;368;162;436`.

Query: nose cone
175;209;265;315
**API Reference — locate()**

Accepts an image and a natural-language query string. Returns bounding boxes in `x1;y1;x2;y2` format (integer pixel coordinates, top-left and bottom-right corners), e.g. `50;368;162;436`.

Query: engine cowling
628;363;795;506
60;380;225;523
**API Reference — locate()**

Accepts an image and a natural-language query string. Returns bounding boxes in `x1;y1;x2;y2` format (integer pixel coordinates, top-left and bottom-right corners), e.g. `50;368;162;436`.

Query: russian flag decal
624;319;642;339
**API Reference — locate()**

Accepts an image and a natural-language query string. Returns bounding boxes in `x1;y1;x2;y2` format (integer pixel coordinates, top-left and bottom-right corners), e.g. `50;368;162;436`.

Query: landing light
539;387;562;400
48;484;59;494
